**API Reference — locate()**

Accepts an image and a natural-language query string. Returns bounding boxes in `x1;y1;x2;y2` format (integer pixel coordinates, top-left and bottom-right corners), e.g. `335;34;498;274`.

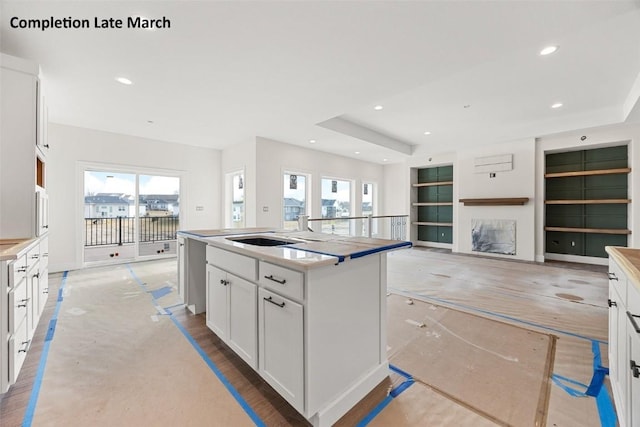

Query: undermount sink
226;236;297;247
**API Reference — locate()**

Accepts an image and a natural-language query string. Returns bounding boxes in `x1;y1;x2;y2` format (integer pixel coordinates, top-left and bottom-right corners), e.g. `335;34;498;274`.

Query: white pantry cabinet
1;52;50;395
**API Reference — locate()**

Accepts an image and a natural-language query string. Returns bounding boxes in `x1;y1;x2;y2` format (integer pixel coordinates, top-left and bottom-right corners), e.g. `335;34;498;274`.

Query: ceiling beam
317;117;414;155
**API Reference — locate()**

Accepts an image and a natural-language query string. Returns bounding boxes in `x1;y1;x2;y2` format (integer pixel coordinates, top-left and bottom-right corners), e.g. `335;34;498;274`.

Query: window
226;170;245;228
362;182;377;236
283;172;308;230
321;178;351;235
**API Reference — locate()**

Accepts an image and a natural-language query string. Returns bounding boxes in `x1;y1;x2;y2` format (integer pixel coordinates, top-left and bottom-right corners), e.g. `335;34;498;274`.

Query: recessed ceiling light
355;151;360;154
116;77;133;85
147;120;154;124
383;158;388;162
424;131;431;135
374;105;383;111
540;45;559;56
309;139;316;144
551;102;563;109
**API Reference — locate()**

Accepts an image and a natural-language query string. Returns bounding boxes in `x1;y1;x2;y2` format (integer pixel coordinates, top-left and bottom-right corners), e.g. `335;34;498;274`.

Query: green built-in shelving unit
545;145;630;258
412;165;453;244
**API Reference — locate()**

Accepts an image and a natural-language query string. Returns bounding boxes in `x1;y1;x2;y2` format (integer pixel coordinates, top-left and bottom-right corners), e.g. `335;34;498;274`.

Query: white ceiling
2;1;640;164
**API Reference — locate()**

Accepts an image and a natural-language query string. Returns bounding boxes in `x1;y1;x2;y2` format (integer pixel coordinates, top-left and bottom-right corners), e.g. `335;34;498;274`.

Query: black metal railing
84;216;179;246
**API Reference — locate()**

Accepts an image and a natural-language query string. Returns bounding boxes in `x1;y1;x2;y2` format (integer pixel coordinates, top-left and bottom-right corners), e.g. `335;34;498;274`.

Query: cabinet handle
44;144;50;149
627;311;640;334
17;298;30;308
18;340;30;353
264;275;286;285
18;266;27;273
43;288;49;294
220;279;228;286
31;254;39;259
607;272;618;281
43;225;49;229
43;253;49;258
264;296;285;308
33;273;40;279
631;360;640;378
608;299;617;307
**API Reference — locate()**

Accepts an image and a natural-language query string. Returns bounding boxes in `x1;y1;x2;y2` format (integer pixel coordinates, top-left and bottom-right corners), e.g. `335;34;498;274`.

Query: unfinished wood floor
0;248;611;426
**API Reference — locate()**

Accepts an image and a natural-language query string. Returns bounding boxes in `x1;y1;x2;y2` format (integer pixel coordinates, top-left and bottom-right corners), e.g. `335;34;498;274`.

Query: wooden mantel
458;197;529;206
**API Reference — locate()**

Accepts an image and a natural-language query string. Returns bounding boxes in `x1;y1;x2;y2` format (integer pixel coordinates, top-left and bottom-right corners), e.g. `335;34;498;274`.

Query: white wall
456;138;536;261
254;137;384;228
47;124;221;272
535;122;640;262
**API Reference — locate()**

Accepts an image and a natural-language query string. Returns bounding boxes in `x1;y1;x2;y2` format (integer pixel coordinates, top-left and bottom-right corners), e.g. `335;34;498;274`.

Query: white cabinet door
227;274;257;369
206;264;228;340
258;287;304;412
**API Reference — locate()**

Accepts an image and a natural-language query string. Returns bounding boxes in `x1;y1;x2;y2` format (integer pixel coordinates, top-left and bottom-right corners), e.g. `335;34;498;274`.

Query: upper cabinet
0;53;48;239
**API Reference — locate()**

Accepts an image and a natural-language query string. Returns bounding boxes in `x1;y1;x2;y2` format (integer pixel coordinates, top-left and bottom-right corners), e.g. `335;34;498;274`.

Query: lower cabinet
2;237;47;394
258;287;304;411
206;263;257;369
607;249;640;427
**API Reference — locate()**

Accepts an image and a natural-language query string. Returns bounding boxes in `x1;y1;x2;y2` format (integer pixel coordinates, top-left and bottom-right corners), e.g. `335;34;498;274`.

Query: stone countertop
0;238;38;261
606;246;640;291
178;228;412;270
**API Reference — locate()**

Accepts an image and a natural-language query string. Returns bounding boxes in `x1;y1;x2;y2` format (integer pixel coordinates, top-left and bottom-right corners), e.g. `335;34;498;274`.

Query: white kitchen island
177;229;411;427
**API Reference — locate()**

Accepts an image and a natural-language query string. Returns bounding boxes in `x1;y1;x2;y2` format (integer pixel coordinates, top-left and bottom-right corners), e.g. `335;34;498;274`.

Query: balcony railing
84;216;179;246
300;215;408;240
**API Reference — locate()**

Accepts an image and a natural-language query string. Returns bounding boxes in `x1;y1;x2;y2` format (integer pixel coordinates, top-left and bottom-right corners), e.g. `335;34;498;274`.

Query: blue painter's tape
44;319;57;342
349;241;413;259
389;363;413;380
167;314;265;427
149;286;173;300
356;395;393;427
357;364;415;426
126;265;265;427
595;381;617;427
23;271;69;427
163;303;185;311
551;374;587;398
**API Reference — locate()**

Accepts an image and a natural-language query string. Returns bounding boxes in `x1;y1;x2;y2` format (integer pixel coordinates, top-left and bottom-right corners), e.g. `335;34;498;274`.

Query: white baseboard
544;252;608;266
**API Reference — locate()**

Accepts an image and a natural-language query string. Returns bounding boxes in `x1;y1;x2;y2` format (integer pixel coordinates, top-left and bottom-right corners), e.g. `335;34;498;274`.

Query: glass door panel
138;175;180;256
83;171;136;262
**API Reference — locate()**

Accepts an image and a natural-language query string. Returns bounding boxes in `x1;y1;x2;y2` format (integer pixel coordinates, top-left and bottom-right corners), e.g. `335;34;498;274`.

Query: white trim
413;241;452;250
544;252;608;266
282;169;312;230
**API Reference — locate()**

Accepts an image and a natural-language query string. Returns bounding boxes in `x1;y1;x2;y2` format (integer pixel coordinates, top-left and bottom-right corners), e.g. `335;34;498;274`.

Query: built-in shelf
413;221;453;227
544;167;631;178
412;181;453;188
412;202;453;207
459;197;529;206
545;199;631;205
544;226;631;235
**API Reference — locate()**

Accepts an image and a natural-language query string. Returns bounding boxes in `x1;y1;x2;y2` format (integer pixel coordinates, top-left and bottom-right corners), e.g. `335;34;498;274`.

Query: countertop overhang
606;246;640;291
178;228;412;270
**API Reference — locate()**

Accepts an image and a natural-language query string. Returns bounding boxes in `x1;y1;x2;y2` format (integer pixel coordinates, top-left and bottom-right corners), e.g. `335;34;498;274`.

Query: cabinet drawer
39;236;49;270
259;262;304;301
9;255;28;288
8;279;28;334
206;245;257;281
26;244;40;272
608;259;627;306
9;317;29;385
